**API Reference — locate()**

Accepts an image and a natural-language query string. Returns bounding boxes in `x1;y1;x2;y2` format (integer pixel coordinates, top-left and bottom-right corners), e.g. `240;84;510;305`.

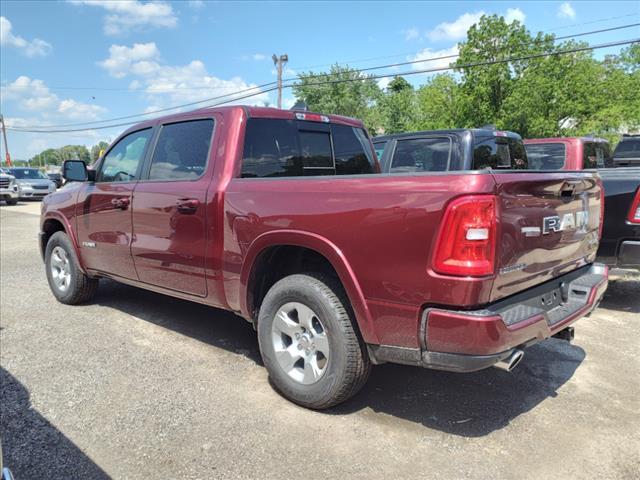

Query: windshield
9;168;48;180
524;143;566;169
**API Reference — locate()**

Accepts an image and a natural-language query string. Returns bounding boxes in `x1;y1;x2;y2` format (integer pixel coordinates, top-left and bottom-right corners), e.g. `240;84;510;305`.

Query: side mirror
62;160;88;182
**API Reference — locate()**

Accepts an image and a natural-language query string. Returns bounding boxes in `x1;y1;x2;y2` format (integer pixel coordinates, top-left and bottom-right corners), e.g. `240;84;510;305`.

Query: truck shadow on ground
599;276;640;314
0;367;110;479
94;280;586;438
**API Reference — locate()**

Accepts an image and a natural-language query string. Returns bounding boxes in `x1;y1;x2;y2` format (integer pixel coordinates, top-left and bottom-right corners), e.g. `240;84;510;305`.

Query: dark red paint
41;106;606;356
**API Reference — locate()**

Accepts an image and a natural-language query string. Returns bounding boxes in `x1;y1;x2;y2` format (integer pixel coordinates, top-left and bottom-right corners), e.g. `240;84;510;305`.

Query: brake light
628;188;640;224
432;195;498;277
295;112;330;123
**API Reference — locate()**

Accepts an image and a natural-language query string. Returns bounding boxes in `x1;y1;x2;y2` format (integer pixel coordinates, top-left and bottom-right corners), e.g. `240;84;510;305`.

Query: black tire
258;273;371;409
5;198;18;206
45;231;98;305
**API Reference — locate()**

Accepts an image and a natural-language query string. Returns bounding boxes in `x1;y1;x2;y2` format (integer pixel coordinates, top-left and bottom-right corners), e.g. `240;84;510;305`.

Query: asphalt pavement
1;201;639;479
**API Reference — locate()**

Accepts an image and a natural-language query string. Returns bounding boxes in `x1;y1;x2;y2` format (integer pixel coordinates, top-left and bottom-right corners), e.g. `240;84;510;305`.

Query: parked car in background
373;128;528;172
524;136;612;170
612;134;640;167
596;167;640;270
0;171;20;205
7;168;56;199
523;137;640;270
47;172;64;189
40;106;607;409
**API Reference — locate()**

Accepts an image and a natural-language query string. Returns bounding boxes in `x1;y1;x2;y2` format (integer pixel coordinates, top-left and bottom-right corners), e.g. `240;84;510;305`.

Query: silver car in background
6;168;56;199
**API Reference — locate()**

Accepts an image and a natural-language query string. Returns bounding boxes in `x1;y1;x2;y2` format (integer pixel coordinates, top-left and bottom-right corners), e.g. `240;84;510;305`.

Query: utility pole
0;114;12;166
272;53;288;109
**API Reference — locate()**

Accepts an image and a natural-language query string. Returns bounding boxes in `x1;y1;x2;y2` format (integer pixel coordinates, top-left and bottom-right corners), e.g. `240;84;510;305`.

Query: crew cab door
130;117;215;297
75;128;153;279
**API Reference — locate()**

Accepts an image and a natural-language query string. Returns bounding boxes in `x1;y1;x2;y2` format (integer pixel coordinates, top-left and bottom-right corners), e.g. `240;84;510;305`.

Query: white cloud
68;0;177;36
1;76;106;120
98;42;270;107
0;16;52;57
558;2;576;19
427;12;484;41
377;77;392;90
504;8;526;24
403;27;420;41
253;53;266;60
409;45;460;73
426;8;526;41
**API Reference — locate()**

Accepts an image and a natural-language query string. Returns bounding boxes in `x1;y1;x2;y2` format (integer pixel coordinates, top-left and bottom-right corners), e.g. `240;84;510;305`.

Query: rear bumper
370;263;608;372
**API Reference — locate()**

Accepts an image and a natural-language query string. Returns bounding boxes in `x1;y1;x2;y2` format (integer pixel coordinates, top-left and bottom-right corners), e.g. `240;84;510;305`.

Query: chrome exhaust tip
494;349;524;372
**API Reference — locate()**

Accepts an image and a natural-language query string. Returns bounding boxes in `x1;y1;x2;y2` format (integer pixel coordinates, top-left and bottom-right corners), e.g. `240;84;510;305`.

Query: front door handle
111;197;130;210
176;198;199;213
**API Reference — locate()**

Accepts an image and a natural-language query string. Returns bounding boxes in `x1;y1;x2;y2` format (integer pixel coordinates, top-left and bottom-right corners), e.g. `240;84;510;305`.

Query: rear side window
524;143;566;169
373;141;387;161
473;136;528;170
149;119;214;180
390;137;451;173
241;118;375;178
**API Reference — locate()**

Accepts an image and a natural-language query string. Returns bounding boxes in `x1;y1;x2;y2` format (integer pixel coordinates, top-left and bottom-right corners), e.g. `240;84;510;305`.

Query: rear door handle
110;197;130;210
176;198;199;213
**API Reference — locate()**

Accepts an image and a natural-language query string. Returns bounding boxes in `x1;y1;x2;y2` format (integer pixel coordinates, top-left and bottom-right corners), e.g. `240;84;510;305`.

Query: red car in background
524;137;640;270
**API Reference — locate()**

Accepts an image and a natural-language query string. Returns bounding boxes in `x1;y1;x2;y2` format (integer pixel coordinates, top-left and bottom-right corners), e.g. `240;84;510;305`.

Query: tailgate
490;171;602;301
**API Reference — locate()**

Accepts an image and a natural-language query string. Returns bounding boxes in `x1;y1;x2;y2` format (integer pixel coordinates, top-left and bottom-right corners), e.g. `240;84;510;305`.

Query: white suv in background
0;170;20;205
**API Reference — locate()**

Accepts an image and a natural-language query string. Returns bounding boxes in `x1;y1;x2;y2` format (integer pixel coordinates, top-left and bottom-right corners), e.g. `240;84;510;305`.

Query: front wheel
5;198;18;206
45;231;98;304
258;273;371;409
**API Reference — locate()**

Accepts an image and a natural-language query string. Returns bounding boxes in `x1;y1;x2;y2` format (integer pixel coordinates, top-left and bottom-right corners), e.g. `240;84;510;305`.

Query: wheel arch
40;213;87;273
240;230;378;344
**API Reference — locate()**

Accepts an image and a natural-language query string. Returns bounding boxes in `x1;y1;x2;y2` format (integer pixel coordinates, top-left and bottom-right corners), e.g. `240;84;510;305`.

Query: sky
1;0;639;160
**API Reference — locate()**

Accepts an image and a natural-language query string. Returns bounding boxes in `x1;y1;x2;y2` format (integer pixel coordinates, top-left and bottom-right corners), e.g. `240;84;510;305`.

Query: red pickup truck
41;106;608;409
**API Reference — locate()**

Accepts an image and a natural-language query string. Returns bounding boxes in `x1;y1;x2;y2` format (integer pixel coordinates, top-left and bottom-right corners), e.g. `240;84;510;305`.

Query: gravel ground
1;202;639;479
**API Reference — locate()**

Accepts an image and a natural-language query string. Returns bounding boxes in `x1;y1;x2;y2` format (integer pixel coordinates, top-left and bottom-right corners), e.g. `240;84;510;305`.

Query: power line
289;13;640;71
8;38;638;134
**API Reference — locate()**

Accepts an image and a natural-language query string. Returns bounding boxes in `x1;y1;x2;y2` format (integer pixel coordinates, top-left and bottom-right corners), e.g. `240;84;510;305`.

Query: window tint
373;141;387;161
241;118;375;178
473;136;528;170
149;119;214;180
613;138;640;159
299;131;333;174
524;143;566;169
98;129;152;182
391;137;451;173
331;124;375;175
583;142;607;169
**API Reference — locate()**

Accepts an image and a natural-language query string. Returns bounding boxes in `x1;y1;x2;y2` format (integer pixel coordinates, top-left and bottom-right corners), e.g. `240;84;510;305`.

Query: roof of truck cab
372;128;522;143
117;105;365;137
524;136;609;145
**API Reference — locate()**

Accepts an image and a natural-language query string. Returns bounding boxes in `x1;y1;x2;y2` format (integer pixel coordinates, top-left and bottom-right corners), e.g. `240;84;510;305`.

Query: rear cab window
389;137;451;173
472;135;528;170
524;143;566;169
241;118;375;178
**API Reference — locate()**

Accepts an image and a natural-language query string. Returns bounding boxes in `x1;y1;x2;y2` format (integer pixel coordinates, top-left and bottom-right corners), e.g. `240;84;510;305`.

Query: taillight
599;184;605;238
628;188;640;224
432;195;498;277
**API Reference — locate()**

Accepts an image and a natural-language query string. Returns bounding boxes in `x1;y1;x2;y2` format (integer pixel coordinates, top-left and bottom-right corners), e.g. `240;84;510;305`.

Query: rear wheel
258;273;370;409
45;231;98;304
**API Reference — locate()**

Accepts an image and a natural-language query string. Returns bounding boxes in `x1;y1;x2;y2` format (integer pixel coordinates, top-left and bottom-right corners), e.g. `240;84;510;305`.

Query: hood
16;178;53;187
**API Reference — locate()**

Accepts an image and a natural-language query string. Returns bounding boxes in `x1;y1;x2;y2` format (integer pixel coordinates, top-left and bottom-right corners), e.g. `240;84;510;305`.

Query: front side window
148;119;214;180
98;129;152;182
390;137;451;173
524;143;566;169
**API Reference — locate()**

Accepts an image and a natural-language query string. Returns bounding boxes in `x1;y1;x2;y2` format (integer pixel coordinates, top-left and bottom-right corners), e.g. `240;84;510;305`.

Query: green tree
379;76;418;134
414;74;463;130
90;141;110;162
292;64;383;133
